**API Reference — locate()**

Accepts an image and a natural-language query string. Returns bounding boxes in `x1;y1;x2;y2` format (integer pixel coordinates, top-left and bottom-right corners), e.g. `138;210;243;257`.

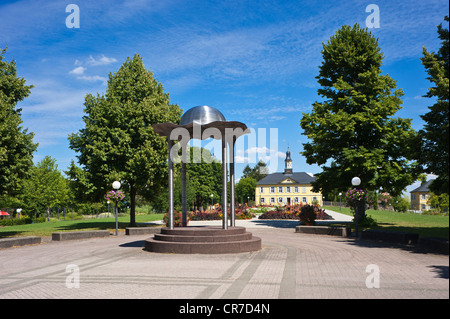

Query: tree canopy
0;47;38;197
68;54;182;226
419;16;449;195
300;24;420;197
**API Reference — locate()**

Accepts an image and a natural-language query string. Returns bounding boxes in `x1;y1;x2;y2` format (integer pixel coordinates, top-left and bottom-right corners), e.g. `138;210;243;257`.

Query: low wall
361;229;419;245
52;230;110;241
0;236;42;249
295;225;350;237
125;227;162;236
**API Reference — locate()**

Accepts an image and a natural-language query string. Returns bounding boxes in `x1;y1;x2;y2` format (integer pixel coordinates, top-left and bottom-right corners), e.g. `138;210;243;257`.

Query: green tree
242;160;268;182
419;16;449;195
21;156;70;219
0;47;38;197
300;24;420;202
68;54;182;226
235;177;257;204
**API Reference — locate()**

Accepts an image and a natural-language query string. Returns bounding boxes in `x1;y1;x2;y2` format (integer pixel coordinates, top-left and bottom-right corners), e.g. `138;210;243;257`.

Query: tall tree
21;156;70;219
300;24;420;198
0;47;38;197
235;177;257;204
242;160;268;182
419;16;449;194
68;54;182;226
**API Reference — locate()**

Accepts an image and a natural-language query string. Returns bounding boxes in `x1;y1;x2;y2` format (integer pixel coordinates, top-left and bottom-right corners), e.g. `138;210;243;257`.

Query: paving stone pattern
0;226;447;299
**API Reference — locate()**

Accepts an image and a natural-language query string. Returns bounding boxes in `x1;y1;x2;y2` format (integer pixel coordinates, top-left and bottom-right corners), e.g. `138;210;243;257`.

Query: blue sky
1;0;448;193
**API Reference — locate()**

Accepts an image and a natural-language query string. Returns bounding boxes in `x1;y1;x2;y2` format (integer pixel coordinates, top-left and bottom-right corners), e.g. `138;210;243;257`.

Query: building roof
410;180;433;193
257;172;316;185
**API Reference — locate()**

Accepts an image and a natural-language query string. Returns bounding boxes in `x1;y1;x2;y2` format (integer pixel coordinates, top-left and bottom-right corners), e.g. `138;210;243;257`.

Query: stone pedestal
144;226;261;254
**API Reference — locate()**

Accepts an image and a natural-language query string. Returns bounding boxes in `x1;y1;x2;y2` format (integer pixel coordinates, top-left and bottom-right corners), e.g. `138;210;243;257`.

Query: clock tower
284;148;293;174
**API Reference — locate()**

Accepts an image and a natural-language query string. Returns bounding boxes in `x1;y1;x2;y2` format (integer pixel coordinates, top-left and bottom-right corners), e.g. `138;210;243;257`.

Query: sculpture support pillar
182;161;187;227
168;138;174;229
222;138;228;230
229;137;236;227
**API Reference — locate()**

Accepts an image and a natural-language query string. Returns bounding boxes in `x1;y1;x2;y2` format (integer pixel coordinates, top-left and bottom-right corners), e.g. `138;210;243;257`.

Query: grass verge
323;206;449;239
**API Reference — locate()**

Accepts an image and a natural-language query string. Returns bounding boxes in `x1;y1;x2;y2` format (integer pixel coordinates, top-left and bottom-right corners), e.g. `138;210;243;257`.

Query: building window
260;197;265;203
278;187;283;193
260;187;264;193
278;197;283;203
302;197;307;203
270;197;275;203
421;204;426;210
312;197;317;202
302;186;306;193
270;187;275;193
294;186;299;193
294;197;299;203
421;194;427;200
286;186;291;193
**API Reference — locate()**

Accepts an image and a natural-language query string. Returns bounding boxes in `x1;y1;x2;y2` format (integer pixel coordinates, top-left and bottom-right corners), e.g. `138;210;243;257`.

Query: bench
125;227;162;236
52;230;110;241
295;225;351;237
0;236;42;249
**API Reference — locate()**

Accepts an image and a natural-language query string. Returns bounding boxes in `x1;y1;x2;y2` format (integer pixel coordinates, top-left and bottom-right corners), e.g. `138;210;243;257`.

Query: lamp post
339;193;342;210
112;181;121;236
352;177;361;238
211;194;214;208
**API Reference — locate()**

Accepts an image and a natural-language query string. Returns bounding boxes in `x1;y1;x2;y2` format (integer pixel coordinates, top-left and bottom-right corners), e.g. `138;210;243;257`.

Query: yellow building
255;149;323;206
410;180;433;211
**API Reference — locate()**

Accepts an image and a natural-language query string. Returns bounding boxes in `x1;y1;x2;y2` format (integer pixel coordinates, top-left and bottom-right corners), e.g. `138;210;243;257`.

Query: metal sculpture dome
180;105;226;125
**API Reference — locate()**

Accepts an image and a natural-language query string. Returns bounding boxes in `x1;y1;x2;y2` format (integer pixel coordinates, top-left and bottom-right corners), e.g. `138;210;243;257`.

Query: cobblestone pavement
0;226;448;299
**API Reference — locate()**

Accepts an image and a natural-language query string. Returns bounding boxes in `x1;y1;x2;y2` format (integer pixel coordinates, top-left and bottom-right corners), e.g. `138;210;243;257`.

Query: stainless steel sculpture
153;105;250;230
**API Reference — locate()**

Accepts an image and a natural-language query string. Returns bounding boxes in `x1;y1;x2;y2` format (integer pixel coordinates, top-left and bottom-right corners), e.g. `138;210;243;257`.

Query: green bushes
0;216;46;226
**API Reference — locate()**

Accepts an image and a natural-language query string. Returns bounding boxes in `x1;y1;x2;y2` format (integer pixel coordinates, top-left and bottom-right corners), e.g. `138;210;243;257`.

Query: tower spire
284;147;292;174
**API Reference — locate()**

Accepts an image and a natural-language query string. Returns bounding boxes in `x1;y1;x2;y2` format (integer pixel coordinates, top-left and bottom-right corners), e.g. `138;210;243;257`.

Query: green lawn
0;214;165;238
323;206;449;239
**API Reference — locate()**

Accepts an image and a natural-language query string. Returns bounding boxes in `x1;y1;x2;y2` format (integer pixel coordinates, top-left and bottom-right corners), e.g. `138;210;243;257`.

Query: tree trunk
129;182;137;227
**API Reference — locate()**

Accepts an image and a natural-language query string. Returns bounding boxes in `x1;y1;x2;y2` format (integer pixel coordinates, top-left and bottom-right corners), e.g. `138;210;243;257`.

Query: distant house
255;149;323;206
410;180;433;211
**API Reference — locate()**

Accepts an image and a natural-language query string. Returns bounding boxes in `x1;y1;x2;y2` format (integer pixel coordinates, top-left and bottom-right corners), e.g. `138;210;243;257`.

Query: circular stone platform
144;226;261;254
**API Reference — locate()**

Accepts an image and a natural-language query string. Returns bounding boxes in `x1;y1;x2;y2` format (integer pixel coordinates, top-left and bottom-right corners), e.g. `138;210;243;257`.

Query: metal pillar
182;161;187;227
229;137;236;227
168;138;174;229
222;138;228;230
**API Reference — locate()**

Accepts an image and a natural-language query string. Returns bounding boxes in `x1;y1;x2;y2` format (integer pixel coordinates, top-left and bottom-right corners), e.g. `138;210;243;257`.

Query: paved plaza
0;211;448;301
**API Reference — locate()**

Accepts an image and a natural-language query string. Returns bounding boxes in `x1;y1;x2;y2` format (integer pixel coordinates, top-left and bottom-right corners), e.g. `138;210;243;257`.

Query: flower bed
257;204;333;224
164;208;255;226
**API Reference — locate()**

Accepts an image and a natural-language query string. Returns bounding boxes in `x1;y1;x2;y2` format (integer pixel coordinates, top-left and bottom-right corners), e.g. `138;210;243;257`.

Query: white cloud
69;66;86;75
87;54;117;66
76;75;107;83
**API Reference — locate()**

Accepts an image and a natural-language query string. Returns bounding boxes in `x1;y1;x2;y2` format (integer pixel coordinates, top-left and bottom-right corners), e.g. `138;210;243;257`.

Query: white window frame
278;187;283;193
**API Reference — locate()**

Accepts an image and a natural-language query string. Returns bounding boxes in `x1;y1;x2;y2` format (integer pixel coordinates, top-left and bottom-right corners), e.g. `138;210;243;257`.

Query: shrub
299;204;317;225
163;211;192;226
